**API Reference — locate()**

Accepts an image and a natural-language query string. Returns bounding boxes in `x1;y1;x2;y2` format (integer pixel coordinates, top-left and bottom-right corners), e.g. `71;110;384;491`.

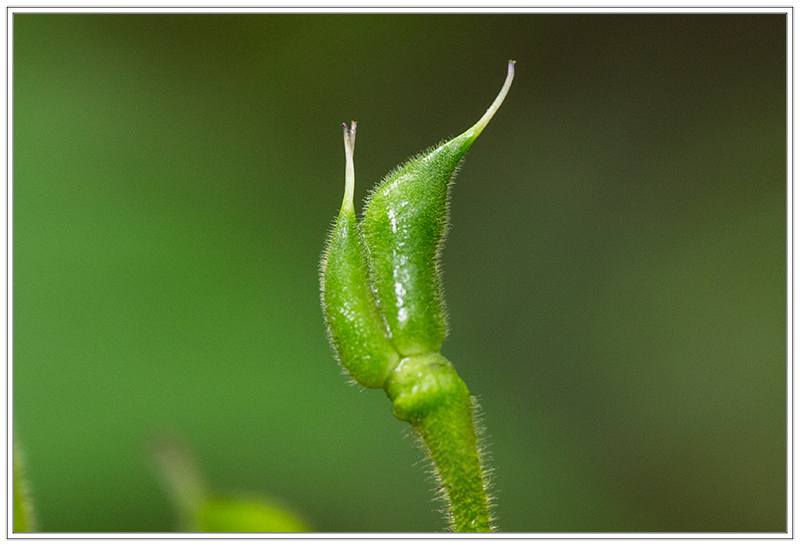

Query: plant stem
384;354;493;532
417;398;491;531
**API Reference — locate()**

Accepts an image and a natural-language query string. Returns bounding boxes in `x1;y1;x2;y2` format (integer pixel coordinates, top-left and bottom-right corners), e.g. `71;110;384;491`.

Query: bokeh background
14;13;786;532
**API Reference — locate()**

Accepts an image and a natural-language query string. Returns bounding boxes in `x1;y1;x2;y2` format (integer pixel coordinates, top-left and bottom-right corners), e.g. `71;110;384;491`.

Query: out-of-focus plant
13;441;37;533
13;434;310;533
150;434;310;533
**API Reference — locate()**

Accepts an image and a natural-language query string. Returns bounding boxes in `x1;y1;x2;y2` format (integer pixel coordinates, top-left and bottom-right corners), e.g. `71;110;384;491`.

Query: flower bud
361;61;515;356
320;122;401;389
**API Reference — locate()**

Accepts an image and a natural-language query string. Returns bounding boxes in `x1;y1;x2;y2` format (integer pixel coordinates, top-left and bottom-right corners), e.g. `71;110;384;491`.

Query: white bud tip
468;61;516;139
342;121;357;212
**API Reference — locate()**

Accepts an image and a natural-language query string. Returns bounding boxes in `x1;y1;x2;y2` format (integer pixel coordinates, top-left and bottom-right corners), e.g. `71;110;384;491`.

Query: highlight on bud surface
320;62;514;532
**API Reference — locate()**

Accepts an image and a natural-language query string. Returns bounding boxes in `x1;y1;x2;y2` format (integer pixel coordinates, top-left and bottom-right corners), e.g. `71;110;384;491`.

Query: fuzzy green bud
320;122;401;389
320;62;515;532
361;61;515;356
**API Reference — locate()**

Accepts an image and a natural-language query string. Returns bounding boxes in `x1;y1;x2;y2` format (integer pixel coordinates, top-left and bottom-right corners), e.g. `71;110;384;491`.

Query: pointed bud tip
464;61;516;143
341;121;357;212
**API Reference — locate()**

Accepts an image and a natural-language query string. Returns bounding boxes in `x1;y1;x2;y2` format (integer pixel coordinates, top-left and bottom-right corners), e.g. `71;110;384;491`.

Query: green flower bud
320;122;401;389
361;61;515;356
320;63;515;532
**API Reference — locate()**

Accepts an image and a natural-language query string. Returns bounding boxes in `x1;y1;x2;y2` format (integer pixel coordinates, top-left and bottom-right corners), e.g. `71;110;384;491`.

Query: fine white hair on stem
471;395;499;530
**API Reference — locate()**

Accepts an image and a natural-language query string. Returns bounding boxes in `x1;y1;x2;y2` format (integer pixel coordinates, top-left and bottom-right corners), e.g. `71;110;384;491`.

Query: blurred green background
13;13;786;532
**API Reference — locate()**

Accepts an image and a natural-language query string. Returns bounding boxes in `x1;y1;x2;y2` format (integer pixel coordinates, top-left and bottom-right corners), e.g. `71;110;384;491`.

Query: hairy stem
384;354;493;532
418;399;491;531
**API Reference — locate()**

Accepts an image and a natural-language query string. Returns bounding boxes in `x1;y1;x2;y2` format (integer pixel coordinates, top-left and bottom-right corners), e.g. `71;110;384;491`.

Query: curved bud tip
466;60;515;142
341;121;357;212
